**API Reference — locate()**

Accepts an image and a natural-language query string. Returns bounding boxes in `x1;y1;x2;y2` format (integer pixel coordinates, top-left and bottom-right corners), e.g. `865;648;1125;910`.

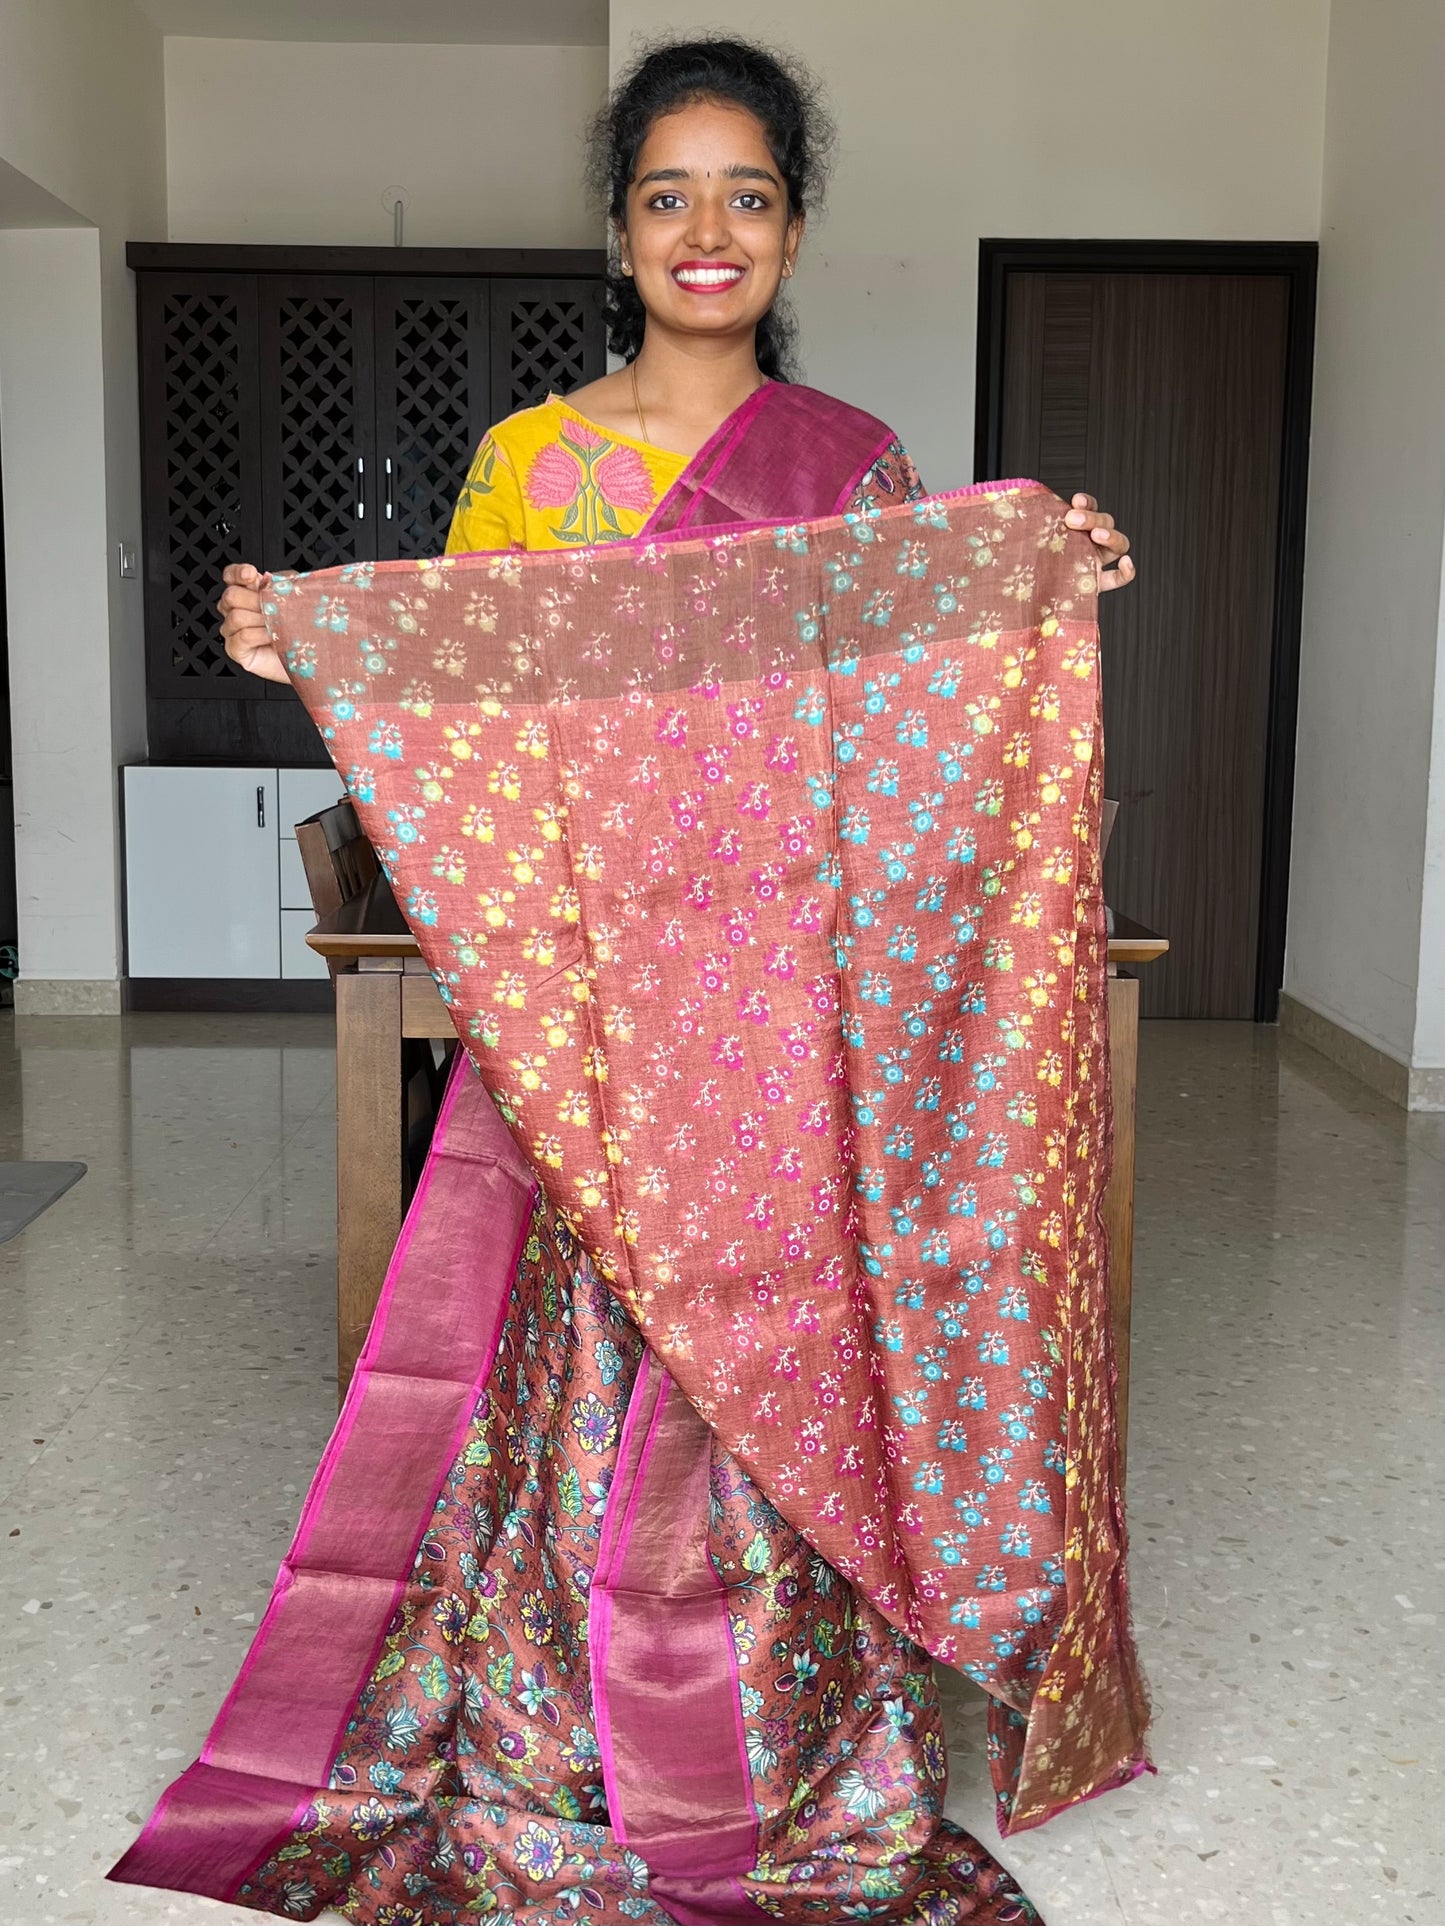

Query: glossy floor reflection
0;1014;1440;1925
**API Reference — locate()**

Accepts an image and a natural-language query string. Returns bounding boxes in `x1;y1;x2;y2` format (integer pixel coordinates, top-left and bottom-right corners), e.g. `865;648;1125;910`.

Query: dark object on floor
0;1162;87;1243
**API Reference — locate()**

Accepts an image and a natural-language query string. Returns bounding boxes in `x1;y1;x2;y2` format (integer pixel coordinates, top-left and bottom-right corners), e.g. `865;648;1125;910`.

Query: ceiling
133;0;608;45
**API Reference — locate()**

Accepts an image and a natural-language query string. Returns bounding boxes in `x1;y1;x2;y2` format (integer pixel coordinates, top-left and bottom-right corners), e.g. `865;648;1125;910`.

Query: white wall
0;232;117;993
610;0;1330;489
0;0;166;1005
165;39;608;247
1285;0;1445;1087
1419;577;1445;1069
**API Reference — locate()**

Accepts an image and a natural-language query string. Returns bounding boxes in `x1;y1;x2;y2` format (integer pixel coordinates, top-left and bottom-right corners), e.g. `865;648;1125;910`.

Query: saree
113;391;1149;1925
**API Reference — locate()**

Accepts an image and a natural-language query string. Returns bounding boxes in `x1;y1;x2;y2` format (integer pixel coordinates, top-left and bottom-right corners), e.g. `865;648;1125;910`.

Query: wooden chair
295;800;378;974
294;800;451;1195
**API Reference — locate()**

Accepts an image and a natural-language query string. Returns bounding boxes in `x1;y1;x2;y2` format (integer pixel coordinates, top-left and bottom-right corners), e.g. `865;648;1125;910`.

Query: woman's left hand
1066;495;1135;592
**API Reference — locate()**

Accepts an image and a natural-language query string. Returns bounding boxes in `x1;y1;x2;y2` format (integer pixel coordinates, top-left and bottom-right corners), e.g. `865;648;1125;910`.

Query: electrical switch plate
118;542;138;579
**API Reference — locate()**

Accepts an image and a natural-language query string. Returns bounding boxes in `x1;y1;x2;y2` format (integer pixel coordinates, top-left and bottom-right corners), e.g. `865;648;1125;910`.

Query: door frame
974;239;1318;1022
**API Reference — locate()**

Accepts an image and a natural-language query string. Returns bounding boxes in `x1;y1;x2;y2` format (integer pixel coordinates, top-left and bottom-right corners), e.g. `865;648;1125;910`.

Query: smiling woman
588;38;828;389
145;33;1144;1926
437;45;926;558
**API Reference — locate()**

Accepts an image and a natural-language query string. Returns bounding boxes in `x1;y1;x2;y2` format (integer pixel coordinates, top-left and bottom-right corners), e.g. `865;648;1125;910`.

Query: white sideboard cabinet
124;765;344;981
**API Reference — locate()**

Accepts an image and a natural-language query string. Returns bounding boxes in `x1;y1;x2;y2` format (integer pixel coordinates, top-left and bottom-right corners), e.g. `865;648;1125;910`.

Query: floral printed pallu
112;481;1149;1924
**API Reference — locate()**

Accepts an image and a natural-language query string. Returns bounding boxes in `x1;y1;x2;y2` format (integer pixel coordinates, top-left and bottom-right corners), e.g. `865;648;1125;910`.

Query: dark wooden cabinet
132;246;605;760
374;277;490;562
257;274;377;582
137;271;263;704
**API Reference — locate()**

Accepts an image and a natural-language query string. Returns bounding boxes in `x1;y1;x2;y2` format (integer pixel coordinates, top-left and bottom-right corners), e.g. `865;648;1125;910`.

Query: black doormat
0;1162;87;1243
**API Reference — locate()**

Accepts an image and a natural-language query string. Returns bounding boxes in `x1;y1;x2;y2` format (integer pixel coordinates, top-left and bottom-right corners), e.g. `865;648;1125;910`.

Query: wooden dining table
309;879;1166;1466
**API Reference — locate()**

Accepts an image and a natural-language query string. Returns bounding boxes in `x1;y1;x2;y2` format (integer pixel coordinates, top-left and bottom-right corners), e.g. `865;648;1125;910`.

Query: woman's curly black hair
586;36;835;382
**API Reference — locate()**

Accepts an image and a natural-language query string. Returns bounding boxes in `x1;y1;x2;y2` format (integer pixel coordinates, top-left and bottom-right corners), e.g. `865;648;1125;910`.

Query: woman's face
618;97;803;351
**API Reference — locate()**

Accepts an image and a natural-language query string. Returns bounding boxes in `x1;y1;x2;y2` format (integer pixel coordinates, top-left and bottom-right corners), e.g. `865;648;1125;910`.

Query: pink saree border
588;1348;667;1849
109;1058;538;1902
647;381;776;533
640;381;896;541
588;1354;759;1916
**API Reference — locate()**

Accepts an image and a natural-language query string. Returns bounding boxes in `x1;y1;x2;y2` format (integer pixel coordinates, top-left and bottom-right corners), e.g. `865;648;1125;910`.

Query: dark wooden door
136;251;607;760
374;278;492;560
989;262;1307;1019
137;272;264;699
490;278;605;416
258;275;377;579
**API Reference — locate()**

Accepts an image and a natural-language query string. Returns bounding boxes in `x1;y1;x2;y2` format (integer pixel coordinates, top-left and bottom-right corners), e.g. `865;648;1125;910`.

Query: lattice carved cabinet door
258;277;378;581
138;272;263;698
374;279;491;560
490;278;604;416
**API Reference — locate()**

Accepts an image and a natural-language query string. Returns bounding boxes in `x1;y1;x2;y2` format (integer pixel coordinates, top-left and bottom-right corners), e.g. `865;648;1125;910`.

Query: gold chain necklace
630;358;651;446
630;361;771;450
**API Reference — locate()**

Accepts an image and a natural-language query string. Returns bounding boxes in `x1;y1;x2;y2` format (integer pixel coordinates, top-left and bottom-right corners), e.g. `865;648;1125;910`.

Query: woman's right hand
217;562;288;683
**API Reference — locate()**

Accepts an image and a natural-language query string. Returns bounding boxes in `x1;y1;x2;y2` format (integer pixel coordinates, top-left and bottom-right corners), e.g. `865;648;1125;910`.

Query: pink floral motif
524;421;658;539
595;442;656;513
525;441;583;511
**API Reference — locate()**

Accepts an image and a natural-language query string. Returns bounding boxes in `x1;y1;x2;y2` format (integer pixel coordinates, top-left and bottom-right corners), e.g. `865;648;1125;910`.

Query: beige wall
1285;0;1445;1086
164;38;608;247
610;0;1330;489
0;0;166;1002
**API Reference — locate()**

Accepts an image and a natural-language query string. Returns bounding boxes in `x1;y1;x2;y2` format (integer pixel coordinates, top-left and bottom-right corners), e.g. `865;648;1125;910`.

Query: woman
176;37;1138;1926
218;42;1134;635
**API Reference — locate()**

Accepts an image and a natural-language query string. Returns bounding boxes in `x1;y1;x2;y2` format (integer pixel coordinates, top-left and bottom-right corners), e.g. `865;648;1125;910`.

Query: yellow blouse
445;395;685;555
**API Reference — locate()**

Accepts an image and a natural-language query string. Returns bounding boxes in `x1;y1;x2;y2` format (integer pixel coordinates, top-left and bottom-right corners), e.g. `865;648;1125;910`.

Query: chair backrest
294;800;377;976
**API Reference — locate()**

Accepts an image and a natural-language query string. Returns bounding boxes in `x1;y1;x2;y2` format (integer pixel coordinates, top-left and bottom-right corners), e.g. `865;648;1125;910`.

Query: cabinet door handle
384;455;394;521
356;455;366;522
256;784;266;828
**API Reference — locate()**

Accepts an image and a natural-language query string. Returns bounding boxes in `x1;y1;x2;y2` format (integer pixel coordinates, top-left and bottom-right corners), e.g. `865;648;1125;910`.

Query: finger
1090;521;1123;547
1070;493;1097;512
220;623;262;649
1067;508;1113;532
1097;554;1137;594
221;562;271;589
1094;528;1130;557
216;592;268;622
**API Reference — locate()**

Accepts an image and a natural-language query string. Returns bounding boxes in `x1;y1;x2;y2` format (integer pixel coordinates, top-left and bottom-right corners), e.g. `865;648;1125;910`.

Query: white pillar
0;226;127;1011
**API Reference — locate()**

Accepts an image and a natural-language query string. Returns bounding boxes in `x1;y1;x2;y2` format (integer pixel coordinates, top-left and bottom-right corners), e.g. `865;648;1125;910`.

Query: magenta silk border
646;382;897;539
588;1355;759;1922
108;1060;537;1902
649;382;774;533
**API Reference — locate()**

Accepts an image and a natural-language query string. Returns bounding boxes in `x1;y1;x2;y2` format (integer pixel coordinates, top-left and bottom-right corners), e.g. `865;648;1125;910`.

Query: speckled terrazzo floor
0;1014;1440;1926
